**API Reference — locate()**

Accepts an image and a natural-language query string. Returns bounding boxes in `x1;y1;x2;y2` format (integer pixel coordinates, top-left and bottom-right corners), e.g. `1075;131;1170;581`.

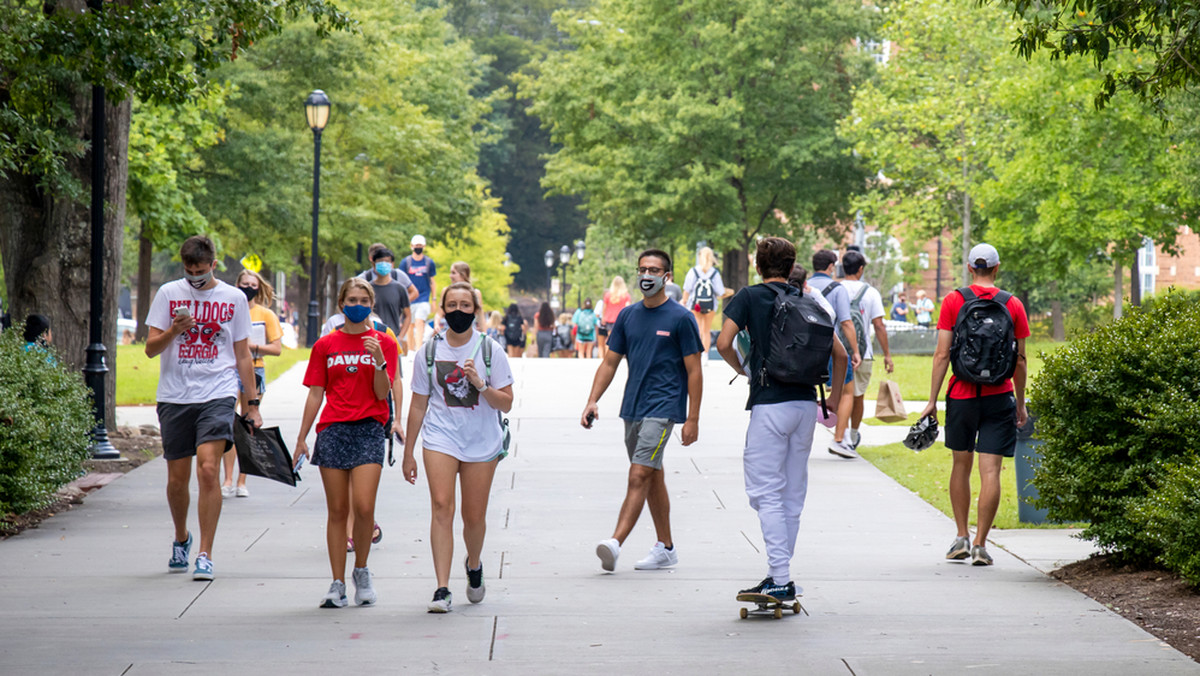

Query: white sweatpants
743;399;818;584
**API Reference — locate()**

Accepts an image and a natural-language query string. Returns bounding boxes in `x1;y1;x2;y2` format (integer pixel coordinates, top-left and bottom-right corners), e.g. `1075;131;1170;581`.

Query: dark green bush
1129;462;1200;585
0;326;94;521
1029;290;1200;562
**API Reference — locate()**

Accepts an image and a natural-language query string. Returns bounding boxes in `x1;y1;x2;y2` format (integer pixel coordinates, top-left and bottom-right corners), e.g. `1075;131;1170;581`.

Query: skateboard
736;592;805;619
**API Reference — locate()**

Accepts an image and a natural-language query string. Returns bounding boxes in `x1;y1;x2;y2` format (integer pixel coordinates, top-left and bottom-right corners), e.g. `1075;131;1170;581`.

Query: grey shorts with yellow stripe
623;417;675;470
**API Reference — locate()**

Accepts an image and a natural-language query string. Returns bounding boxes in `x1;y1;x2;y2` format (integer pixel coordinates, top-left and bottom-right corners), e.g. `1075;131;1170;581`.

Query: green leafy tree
521;0;873;290
0;0;350;425
996;0;1200;108
427;187;519;314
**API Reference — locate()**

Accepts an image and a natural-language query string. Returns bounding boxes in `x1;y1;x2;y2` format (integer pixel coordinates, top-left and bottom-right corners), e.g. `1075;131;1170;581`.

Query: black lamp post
543;249;554;303
558;245;570;310
574;240;586;307
84;0;118;459
304;89;331;348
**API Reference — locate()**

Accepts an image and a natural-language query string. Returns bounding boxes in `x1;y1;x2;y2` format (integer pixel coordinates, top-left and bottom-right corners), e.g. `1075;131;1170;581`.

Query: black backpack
760;284;835;387
693;268;717;312
504;314;524;344
949;287;1018;390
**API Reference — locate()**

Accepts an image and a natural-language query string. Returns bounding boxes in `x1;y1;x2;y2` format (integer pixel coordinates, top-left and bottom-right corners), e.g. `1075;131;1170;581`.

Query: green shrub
1029;290;1200;562
0;326;94;521
1129;461;1200;585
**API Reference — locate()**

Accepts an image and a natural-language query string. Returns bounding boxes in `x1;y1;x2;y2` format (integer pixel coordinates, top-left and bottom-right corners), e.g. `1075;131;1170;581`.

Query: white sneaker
634;541;678;570
221;485;235;499
236;485;249;498
596;538;620;572
352;567;377;605
849;429;861;449
828;439;859;459
320;580;347;608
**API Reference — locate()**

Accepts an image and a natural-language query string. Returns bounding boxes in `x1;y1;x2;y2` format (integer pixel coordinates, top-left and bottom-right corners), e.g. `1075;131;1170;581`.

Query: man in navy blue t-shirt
581;249;703;573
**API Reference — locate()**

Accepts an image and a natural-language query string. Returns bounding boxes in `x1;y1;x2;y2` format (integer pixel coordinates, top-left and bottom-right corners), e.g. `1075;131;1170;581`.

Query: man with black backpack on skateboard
717;237;848;603
919;243;1029;566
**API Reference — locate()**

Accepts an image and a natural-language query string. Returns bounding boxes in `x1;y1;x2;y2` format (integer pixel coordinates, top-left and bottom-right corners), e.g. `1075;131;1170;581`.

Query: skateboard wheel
740;607;748;619
792;602;800;614
773;607;783;619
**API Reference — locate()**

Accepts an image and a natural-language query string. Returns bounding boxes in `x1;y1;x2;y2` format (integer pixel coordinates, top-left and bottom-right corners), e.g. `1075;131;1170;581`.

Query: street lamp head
544;250;555;268
305;90;332;131
503;252;512;267
559;244;570;265
575;239;586;261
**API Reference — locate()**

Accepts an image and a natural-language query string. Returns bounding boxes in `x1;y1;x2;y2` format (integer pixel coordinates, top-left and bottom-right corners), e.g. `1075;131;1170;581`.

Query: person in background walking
681;247;726;360
573;299;598;358
221;269;283;499
891;291;910;322
145;235;260;582
448;261;485;332
598;276;630;359
502;303;526;358
363;247;412;350
835;251;894;453
554;313;575;358
404;282;514;613
22;313;52;351
807;250;861;459
535;302;555;358
399;234;437;350
486;311;505;347
582;249;703;573
294;278;399;608
915;290;935;328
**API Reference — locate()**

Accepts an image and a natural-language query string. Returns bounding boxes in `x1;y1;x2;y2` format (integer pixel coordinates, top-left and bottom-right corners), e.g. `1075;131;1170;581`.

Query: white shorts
412;302;432;321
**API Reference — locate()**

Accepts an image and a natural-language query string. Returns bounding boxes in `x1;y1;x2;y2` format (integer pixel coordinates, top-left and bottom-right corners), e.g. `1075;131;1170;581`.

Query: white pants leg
743;400;818;583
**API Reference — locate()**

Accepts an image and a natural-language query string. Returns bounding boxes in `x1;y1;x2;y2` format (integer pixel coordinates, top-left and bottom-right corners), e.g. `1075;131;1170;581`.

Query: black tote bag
232;415;298;487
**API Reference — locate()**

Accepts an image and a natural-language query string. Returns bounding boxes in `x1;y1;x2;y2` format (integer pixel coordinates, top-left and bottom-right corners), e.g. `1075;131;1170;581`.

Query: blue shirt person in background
581;248;704;574
398;234;437;350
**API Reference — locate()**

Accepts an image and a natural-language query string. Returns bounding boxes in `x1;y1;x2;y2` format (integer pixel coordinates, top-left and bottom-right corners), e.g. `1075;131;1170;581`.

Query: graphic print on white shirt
146;279;250;404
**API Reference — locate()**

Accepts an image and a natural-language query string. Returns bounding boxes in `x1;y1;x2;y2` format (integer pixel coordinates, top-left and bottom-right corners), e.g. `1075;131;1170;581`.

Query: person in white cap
399;235;438;350
919;243;1030;566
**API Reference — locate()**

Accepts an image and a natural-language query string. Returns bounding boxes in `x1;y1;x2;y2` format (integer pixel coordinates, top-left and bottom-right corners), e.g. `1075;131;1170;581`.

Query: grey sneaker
828;439;859;459
321;580;348;608
596;538;620;572
428;587;452;613
945;536;971;560
168;532;192;573
971;545;994;566
465;559;485;604
352;567;377;605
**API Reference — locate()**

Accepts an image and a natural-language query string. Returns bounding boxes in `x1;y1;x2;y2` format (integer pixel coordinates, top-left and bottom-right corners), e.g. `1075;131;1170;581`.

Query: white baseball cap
411;234;426;247
968;243;1000;269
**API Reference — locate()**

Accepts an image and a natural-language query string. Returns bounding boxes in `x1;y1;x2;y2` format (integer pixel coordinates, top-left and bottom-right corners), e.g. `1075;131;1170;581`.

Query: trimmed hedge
0;326;94;521
1029;290;1200;576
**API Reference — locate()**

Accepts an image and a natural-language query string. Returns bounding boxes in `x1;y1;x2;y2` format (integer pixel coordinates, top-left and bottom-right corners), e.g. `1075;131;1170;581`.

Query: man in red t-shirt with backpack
919;243;1029;566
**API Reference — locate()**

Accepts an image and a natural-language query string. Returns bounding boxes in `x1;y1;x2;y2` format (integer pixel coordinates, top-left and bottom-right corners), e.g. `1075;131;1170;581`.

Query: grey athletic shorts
156;397;237;461
623;417;674;470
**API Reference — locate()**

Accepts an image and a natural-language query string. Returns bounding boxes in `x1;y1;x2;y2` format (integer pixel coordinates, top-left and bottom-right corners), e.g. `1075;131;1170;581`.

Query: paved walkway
1;358;1194;675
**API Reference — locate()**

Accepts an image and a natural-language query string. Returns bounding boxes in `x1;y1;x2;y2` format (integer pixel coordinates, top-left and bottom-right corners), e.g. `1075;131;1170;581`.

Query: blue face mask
375;261;393;277
343;304;372;324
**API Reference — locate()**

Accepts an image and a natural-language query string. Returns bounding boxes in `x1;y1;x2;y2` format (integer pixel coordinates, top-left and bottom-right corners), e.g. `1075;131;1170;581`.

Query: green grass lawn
115;344;311;406
875;339;1064;403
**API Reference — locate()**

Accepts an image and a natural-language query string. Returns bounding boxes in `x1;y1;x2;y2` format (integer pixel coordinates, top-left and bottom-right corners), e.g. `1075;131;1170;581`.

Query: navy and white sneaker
428;587;452;613
739;577;774;595
168;532;192;573
465;559;485;604
762;579;797;601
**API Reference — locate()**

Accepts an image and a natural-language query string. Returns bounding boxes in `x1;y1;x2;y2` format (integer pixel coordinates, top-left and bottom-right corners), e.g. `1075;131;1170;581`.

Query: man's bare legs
948;450;1004;545
611;464;672;547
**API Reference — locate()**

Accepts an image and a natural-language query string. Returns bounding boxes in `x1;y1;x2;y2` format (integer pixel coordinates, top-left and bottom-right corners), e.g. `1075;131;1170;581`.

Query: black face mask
413;246;425;255
444;310;475;334
239;286;259;302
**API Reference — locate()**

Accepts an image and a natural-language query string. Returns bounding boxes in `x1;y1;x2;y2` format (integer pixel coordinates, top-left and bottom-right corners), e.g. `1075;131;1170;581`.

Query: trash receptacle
1015;413;1049;524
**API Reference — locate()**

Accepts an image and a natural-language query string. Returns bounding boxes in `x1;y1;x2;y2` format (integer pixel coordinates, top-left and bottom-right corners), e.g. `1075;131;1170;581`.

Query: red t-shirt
304;328;399;432
936;284;1030;399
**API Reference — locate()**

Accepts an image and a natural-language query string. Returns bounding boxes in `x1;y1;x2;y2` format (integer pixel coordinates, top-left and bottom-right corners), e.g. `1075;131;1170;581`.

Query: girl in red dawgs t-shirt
294;278;399;609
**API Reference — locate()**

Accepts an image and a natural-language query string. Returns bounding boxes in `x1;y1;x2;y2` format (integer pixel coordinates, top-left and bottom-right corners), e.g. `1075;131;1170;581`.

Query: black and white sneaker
739;577;774;595
320;580;348;608
762;579;797;601
427;586;452;613
465;559;485;604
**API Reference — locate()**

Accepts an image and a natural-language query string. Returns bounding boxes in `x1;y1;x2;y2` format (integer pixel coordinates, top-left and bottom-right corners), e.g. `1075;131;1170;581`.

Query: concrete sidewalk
0;358;1192;675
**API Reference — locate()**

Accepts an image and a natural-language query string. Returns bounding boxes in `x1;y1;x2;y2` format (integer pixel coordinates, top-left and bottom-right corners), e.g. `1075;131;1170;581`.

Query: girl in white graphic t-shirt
404;282;514;613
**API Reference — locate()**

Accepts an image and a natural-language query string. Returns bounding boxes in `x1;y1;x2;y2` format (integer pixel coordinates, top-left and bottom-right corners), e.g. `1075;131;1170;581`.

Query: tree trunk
1113;260;1123;319
1130;252;1141;307
134;224;152;343
723;244;750;292
0;85;130;430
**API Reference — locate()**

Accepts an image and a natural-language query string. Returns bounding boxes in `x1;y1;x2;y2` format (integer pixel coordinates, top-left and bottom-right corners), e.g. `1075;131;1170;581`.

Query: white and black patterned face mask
638;274;665;297
185;270;213;289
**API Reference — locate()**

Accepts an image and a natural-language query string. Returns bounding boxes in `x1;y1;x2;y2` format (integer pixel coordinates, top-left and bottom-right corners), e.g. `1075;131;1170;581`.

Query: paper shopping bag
874;379;908;423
